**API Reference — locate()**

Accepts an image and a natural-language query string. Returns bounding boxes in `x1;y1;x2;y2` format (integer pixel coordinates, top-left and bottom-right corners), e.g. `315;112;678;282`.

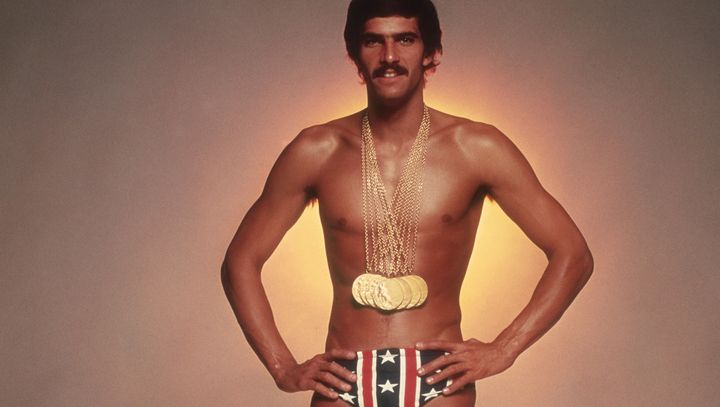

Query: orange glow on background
2;1;717;406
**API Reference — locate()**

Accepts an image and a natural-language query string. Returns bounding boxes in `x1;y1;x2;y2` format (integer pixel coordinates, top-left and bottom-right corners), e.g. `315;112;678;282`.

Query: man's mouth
373;66;407;79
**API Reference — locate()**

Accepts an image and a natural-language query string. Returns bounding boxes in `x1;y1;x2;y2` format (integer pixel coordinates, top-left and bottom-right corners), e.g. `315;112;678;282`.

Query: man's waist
326;314;463;351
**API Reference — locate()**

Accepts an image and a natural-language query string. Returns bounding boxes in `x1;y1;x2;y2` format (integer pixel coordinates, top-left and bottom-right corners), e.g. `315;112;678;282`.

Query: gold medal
361;274;385;307
404;275;428;308
351;275;364;304
378;277;404;310
395;276;414;309
352;273;428;310
352;273;384;306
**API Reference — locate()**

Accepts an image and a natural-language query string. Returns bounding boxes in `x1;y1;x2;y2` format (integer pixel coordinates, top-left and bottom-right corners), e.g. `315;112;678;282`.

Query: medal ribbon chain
361;106;430;277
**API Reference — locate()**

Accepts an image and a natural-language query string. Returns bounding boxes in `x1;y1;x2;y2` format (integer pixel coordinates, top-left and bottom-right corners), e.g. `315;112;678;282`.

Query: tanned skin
222;16;593;407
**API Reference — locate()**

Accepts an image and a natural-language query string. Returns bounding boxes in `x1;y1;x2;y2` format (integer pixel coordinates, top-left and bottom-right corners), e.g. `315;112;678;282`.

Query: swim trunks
334;348;451;407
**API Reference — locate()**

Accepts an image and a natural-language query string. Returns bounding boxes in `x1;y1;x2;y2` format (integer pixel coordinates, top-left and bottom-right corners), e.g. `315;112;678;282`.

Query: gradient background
2;1;718;406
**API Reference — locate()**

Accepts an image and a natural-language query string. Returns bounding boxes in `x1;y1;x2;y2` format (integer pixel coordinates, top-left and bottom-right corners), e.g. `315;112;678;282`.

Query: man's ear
423;49;443;77
348;55;367;85
357;69;367;85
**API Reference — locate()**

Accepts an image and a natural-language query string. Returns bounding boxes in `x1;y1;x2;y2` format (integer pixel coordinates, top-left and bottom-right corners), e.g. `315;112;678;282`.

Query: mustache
372;64;408;77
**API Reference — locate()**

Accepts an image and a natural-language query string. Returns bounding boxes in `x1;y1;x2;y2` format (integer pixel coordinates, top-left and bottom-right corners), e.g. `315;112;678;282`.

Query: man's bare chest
314;147;483;234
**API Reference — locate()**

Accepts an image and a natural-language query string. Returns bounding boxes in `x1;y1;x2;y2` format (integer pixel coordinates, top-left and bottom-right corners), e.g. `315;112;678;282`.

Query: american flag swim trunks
334;348;452;407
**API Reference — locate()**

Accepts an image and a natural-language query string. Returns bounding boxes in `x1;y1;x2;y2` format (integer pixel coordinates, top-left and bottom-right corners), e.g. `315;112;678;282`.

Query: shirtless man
221;1;593;406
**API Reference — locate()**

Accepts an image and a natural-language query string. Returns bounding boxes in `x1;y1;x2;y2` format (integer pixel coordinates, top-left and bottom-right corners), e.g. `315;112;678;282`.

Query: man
221;1;593;406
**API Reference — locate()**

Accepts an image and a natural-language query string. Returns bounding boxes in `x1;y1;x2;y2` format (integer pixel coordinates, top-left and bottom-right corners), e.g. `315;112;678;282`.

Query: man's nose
381;42;398;63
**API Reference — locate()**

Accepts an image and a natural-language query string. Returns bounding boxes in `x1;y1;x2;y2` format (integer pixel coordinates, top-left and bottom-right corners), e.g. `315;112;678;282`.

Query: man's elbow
220;257;232;287
220;256;251;304
550;243;594;286
221;257;242;301
575;247;594;287
220;253;262;289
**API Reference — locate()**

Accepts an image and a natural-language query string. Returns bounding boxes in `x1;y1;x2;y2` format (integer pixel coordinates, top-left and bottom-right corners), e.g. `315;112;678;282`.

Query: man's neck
366;94;426;142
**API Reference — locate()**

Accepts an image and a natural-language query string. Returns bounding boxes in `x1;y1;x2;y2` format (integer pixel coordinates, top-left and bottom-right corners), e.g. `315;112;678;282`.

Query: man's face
357;16;434;105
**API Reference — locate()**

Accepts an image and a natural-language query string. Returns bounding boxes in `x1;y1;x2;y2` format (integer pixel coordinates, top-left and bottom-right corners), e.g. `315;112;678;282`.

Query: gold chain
361;106;430;277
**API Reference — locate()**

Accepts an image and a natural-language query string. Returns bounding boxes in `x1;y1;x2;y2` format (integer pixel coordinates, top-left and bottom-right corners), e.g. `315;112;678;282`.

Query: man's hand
274;349;357;400
415;338;516;395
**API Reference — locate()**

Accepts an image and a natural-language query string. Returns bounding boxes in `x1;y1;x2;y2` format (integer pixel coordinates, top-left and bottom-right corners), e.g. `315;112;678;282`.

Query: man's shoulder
288;112;362;155
430;109;510;154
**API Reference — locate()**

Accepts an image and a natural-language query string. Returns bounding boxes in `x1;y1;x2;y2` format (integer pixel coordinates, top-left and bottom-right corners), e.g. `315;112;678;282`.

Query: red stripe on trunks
361;350;374;407
404;348;417;407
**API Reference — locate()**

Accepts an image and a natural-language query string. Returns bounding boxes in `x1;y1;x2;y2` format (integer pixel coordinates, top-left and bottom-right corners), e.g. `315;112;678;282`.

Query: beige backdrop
2;1;718;406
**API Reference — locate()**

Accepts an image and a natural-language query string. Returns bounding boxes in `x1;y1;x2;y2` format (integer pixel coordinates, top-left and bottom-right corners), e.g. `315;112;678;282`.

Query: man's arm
221;128;356;400
417;124;594;393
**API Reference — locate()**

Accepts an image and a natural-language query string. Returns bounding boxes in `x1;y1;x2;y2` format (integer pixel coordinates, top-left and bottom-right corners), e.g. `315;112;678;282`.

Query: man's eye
399;36;415;45
364;39;381;46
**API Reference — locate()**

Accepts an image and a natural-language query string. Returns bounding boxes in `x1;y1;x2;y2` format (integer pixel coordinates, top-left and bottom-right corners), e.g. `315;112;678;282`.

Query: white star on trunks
378;379;399;393
422;387;443;401
339;392;356;404
379;350;398;364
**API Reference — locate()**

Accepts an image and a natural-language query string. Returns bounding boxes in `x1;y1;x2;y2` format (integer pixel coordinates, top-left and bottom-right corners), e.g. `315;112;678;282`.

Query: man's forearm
221;258;297;381
492;248;594;360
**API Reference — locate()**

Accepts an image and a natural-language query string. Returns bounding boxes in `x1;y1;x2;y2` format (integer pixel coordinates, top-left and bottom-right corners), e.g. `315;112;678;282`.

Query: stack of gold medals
351;106;430;311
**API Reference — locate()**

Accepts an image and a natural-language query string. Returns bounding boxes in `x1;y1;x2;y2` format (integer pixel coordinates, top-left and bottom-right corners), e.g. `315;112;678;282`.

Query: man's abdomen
325;297;464;351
